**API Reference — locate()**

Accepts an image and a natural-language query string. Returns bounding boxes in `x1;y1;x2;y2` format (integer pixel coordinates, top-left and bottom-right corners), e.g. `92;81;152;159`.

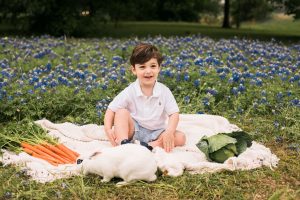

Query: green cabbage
196;131;252;163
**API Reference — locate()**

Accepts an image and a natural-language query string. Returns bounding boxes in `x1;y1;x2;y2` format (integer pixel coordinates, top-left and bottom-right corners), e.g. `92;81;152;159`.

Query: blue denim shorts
132;120;165;143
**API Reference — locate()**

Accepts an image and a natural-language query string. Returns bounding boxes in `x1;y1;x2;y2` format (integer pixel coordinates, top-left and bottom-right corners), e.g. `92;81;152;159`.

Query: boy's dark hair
130;43;163;67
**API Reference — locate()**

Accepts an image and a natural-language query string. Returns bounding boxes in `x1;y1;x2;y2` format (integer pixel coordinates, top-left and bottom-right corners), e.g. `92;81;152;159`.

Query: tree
231;0;274;29
274;0;300;19
0;0;82;36
0;0;28;29
222;0;231;28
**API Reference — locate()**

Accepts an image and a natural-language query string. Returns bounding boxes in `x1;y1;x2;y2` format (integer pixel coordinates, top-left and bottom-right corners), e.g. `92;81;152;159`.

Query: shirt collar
133;79;161;97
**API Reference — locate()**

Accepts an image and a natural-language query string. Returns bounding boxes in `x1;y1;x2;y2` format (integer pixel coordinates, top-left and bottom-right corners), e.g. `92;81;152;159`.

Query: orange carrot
22;147;61;165
21;142;69;164
21;142;37;151
22;147;35;155
21;142;57;160
35;144;70;164
58;144;79;157
31;152;58;166
56;144;78;161
42;143;75;163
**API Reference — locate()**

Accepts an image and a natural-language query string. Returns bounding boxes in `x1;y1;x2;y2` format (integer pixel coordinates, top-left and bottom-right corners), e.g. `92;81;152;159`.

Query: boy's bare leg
114;109;135;145
149;130;186;149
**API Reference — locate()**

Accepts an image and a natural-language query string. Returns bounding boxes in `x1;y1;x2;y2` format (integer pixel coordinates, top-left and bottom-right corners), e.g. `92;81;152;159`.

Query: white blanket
0;114;279;183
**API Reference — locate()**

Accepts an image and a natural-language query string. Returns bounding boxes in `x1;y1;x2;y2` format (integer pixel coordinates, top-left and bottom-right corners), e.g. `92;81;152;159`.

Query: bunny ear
90;151;102;159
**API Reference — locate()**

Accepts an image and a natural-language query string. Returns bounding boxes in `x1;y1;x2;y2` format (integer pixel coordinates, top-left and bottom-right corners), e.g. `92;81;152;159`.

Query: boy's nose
145;67;151;73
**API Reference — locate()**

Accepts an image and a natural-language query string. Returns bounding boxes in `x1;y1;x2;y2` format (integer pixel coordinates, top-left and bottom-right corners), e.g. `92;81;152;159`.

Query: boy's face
131;58;160;88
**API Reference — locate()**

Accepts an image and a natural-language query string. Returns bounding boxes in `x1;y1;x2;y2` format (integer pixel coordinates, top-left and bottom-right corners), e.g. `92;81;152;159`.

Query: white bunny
79;144;157;186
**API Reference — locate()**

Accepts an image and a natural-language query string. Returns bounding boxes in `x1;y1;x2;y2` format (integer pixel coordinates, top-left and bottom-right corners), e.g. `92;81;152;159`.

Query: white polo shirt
108;79;179;130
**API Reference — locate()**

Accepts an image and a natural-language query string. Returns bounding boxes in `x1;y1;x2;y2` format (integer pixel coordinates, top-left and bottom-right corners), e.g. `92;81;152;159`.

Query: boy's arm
104;109;117;146
162;112;179;152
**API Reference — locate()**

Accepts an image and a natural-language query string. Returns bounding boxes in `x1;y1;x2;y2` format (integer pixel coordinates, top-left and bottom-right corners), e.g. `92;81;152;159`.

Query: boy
104;43;185;152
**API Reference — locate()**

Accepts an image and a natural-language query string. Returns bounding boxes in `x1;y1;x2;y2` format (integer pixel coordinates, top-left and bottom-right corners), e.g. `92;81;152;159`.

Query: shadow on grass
1;22;300;43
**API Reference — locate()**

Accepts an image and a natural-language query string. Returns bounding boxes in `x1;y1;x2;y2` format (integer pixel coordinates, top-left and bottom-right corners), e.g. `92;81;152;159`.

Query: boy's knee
115;109;130;117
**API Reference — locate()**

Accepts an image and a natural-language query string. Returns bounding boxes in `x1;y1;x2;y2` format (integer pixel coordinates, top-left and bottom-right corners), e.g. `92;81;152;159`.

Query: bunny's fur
81;144;157;186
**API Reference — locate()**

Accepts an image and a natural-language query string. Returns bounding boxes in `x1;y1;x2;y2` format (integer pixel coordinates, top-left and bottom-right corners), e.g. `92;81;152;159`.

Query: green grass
88;20;300;40
1;143;299;199
242;14;300;35
1;17;300;43
1;110;299;200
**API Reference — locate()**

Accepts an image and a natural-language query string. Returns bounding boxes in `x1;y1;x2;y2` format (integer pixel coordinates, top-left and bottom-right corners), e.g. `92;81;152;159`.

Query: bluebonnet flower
237;107;244;114
7;95;13;101
110;73;118;81
219;72;227;80
289;77;295;82
194;57;203;66
237;84;246;93
256;78;263;86
274;121;280;129
206;88;218;96
199;70;207;76
239;77;245;84
97;111;102;118
101;84;108;90
163;68;172;77
184;73;190;81
119;66;126;76
112;55;123;63
202;97;210;107
231;72;241;82
193;79;200;87
275;136;283;143
40;86;47;93
260;97;268;104
276;92;283;100
231;87;239;96
50;80;58;88
184;96;190;104
290;99;299;107
72;86;80;94
73;53;80;61
85;85;92;92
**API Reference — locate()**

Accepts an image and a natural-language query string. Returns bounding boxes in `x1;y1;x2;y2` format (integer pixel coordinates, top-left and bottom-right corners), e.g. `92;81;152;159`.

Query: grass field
1;15;300;42
84;17;300;42
0;16;300;199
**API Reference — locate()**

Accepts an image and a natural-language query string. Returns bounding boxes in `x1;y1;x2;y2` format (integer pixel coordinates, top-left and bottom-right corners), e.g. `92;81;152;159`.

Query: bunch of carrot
21;142;80;166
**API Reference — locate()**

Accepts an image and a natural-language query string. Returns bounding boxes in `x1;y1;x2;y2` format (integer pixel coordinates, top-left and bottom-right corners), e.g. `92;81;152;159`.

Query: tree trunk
235;0;240;29
222;0;231;28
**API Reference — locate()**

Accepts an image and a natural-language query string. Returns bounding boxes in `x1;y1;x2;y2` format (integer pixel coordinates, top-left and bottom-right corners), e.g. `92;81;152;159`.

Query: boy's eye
139;66;145;69
151;65;157;68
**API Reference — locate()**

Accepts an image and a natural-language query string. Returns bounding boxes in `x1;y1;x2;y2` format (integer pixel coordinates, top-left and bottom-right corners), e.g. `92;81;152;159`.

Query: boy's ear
131;65;136;75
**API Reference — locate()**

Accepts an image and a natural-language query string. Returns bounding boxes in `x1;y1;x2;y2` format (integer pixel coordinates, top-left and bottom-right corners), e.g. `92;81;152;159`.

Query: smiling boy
104;43;185;152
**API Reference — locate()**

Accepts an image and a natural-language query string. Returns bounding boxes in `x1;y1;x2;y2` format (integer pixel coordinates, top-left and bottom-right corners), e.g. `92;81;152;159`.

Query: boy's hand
162;131;175;152
106;129;117;146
